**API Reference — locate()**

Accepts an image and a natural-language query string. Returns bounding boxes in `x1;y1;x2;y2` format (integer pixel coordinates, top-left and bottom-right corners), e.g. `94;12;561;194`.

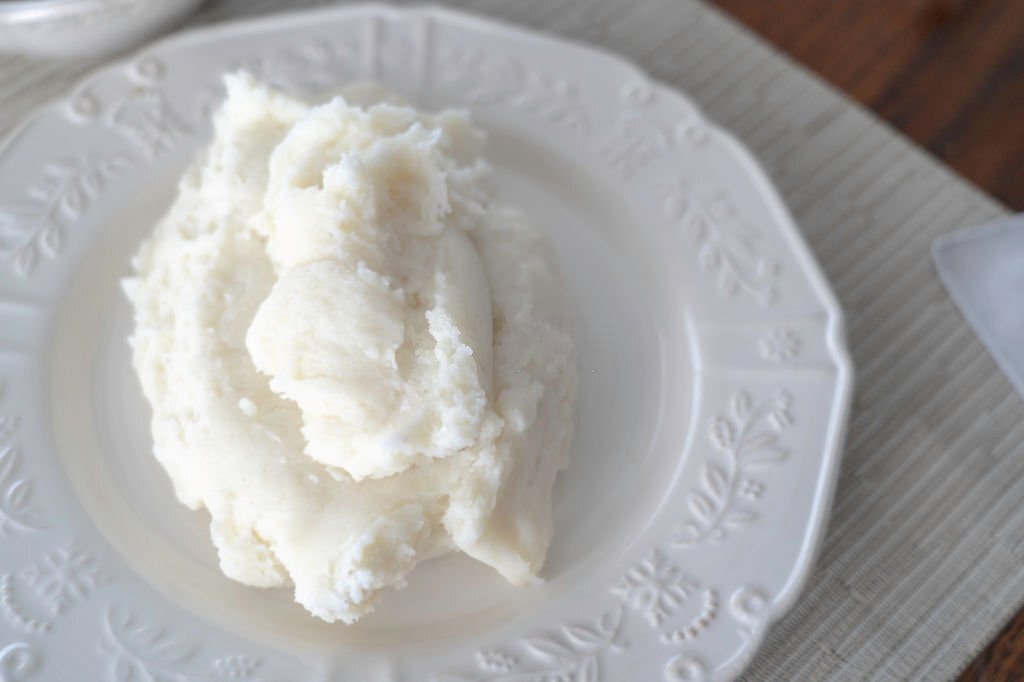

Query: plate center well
48;122;694;652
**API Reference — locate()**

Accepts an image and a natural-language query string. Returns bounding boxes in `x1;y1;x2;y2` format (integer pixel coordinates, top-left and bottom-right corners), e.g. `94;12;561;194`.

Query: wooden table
709;0;1024;679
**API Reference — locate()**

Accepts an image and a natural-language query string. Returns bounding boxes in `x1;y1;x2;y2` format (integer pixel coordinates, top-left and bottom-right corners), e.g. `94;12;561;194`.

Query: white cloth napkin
934;215;1024;399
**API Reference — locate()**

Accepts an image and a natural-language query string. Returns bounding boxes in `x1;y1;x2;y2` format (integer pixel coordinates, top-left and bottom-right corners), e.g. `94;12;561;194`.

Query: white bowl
0;0;201;58
0;6;852;680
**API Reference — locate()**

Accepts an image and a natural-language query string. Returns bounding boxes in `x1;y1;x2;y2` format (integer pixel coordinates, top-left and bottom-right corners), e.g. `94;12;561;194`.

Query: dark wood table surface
709;0;1024;679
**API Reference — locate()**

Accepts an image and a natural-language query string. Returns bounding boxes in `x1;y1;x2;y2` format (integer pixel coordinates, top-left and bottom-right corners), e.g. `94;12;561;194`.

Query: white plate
0;5;852;681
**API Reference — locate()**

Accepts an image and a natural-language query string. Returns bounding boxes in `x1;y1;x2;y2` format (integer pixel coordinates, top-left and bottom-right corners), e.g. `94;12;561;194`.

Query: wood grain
961;611;1024;682
709;0;1024;678
711;0;1024;212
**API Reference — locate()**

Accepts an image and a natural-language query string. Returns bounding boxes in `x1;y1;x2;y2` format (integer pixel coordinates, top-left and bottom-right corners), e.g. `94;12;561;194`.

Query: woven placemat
2;1;1019;679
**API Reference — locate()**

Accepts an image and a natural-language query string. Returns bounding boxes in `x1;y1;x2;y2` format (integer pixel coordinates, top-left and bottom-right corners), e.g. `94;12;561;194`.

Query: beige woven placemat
2;1;1020;679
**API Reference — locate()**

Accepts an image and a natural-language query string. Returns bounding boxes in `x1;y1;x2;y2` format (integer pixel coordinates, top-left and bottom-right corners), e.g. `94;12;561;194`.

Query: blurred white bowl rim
0;0;202;58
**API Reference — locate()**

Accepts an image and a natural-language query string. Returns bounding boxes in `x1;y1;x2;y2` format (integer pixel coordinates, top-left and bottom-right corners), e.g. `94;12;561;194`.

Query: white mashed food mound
124;74;577;623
